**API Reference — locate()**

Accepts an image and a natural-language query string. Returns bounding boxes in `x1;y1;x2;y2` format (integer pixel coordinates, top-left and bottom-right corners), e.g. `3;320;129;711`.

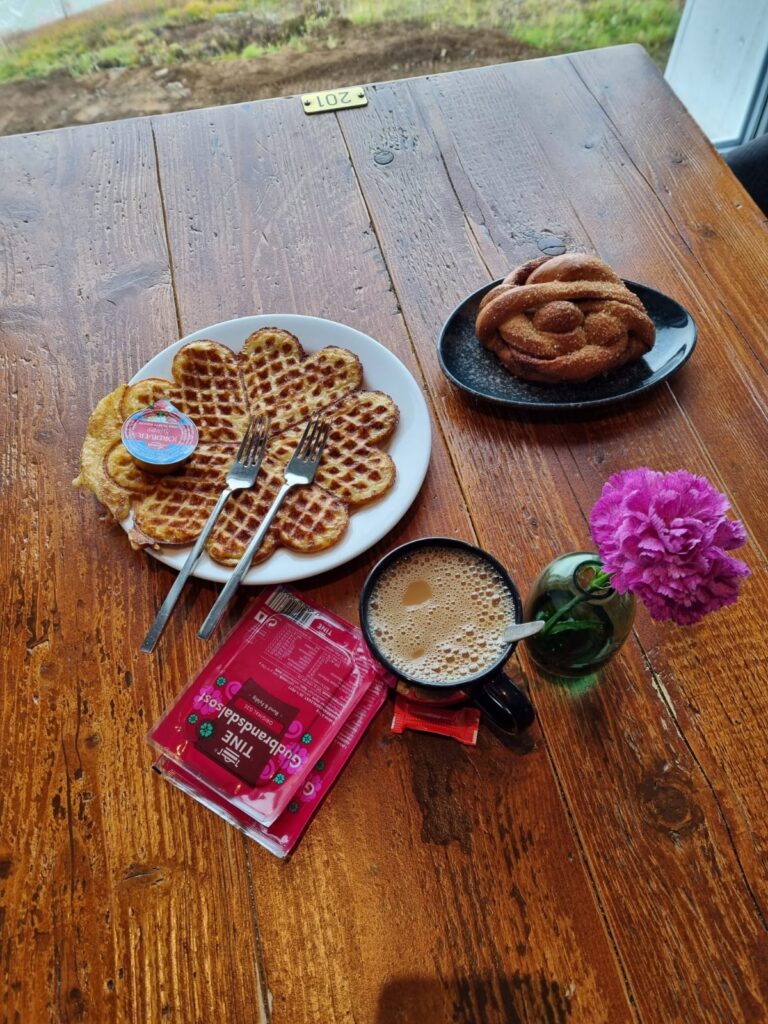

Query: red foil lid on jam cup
121;399;198;473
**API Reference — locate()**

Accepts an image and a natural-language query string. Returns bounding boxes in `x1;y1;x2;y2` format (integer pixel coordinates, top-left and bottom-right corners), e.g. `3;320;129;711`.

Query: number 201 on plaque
301;87;368;114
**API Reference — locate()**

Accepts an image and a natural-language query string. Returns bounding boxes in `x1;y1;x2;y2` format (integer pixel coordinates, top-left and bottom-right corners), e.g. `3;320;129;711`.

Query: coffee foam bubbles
367;546;517;684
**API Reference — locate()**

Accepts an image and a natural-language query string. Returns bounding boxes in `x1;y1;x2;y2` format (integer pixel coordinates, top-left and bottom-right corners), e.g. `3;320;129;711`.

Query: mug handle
473;672;535;732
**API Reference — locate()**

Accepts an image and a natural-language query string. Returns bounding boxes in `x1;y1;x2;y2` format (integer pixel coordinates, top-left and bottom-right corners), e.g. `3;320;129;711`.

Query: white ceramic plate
124;314;432;584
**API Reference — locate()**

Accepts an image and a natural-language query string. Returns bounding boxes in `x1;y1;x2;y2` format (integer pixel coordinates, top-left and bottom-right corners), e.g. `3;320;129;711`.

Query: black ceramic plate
437;279;697;410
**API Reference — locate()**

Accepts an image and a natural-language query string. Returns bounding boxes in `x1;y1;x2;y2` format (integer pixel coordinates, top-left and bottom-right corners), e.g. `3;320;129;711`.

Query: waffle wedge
240;327;363;432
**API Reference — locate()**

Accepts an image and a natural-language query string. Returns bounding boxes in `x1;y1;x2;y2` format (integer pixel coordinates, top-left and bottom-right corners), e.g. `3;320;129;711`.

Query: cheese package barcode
266;588;314;626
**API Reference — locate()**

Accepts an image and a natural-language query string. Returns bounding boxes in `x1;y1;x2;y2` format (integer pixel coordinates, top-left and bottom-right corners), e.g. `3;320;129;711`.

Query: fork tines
295;411;330;462
237;414;270;466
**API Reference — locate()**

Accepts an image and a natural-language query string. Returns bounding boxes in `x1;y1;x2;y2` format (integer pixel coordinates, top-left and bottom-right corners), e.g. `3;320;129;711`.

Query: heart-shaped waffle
74;328;398;566
241;327;364;432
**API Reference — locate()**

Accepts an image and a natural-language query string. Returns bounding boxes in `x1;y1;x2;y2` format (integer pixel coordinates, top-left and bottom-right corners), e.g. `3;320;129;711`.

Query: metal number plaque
301;87;367;115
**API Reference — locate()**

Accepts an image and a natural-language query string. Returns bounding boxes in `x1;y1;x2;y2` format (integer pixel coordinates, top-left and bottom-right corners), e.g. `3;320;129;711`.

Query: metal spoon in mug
503;620;545;643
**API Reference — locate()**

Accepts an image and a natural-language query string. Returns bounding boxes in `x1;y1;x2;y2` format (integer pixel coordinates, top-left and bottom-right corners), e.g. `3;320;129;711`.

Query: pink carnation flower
590;468;749;625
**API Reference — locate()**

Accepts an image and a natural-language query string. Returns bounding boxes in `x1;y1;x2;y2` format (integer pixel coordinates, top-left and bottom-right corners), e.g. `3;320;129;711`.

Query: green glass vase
523;552;636;679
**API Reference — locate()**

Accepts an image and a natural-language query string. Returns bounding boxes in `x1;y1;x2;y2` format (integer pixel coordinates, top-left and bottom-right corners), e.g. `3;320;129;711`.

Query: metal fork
141;414;271;653
198;411;331;640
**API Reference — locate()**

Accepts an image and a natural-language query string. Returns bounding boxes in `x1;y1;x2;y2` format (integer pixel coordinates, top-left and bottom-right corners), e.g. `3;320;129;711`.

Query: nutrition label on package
246;610;356;723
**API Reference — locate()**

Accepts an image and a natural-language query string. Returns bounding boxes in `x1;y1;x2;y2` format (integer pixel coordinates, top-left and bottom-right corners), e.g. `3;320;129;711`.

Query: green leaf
546;619;601;635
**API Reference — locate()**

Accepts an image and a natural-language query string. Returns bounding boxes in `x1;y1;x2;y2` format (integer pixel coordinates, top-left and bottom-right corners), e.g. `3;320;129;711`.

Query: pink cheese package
148;587;393;830
153;675;388;857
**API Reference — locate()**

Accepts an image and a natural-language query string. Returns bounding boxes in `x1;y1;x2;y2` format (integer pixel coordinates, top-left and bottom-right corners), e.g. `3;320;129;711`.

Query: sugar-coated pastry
475;254;656;383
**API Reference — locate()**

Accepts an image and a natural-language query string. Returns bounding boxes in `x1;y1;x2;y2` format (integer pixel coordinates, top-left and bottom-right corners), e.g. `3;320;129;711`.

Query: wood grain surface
1;45;766;1024
150;97;634;1024
337;64;768;1023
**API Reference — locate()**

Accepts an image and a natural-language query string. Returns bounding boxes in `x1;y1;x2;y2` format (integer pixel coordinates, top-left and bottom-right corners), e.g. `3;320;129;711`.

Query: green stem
539;569;613;636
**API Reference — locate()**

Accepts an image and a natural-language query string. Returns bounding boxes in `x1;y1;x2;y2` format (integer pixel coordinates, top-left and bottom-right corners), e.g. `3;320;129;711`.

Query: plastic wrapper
149;586;391;826
153;672;387;857
391;695;480;745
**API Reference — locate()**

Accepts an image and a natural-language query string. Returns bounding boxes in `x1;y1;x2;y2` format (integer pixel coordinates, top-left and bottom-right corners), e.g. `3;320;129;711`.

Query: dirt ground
0;21;541;136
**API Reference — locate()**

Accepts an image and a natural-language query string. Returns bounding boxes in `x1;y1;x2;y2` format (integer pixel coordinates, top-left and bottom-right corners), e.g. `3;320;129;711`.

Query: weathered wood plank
338;73;768;1023
420;51;768;929
572;44;768;371
482;50;768;922
151;98;636;1024
0;121;269;1024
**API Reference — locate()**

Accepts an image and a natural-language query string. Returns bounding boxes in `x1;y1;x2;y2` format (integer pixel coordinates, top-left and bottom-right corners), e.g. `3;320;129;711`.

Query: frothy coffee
366;546;516;684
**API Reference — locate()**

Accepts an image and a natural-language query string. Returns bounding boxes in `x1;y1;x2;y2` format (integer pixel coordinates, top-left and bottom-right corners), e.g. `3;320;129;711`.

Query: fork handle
198;482;293;640
141;487;232;653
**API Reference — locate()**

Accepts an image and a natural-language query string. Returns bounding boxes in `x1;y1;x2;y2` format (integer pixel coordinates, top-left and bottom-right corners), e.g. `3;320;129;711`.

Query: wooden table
2;44;767;1024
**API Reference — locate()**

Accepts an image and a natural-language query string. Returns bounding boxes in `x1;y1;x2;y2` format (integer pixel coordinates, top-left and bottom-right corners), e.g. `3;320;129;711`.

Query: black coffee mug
359;537;535;732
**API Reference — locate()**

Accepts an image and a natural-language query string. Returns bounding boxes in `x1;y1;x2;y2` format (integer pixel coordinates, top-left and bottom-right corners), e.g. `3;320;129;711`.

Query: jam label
122;399;198;465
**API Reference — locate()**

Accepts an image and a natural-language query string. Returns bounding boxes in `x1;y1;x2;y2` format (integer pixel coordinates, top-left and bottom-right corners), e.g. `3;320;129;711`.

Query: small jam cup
359;537;535;732
121;401;198;474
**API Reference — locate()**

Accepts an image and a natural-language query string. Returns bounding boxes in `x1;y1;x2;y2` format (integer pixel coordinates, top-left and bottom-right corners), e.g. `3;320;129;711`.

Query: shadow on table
375;971;573;1024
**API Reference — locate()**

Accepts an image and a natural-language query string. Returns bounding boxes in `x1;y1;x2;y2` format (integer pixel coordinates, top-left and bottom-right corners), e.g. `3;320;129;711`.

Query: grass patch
504;0;681;62
345;0;682;63
0;0;295;82
0;0;683;84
